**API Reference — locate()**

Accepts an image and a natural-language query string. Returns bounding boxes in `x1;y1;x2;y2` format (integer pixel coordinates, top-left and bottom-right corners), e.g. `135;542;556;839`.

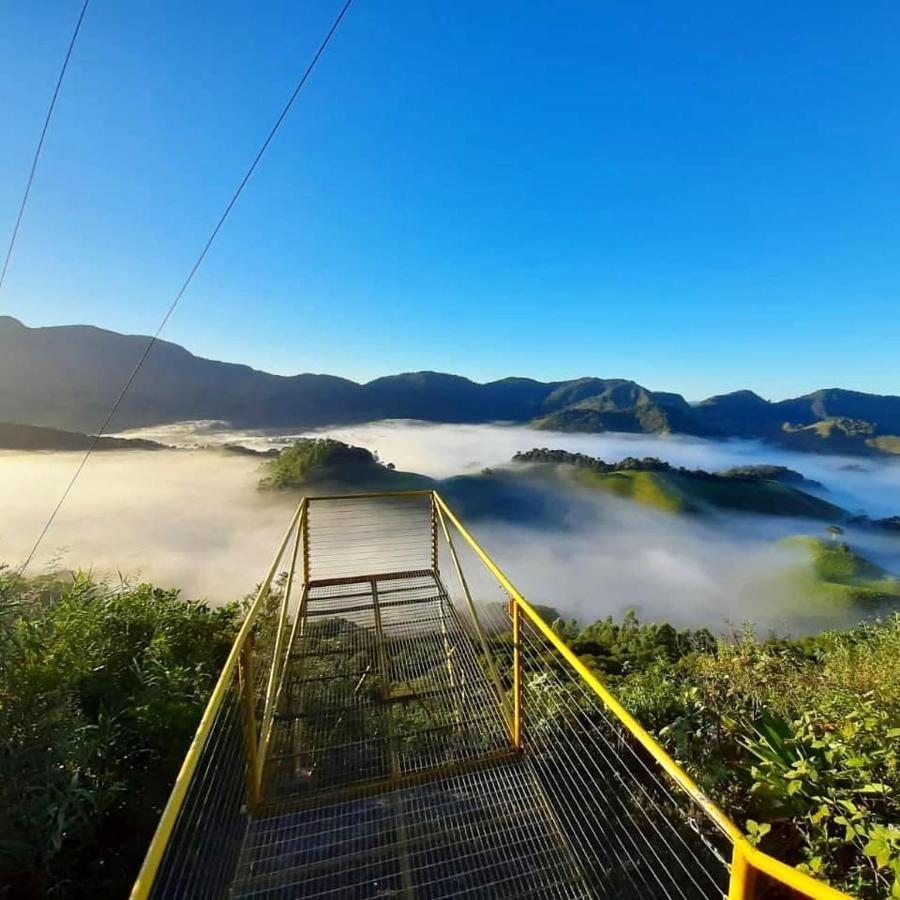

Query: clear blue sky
2;1;898;400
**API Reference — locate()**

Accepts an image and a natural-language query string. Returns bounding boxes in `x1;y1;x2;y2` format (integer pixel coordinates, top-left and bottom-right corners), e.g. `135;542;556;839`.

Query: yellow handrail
432;491;848;900
306;490;433;502
129;497;306;900
256;498;307;792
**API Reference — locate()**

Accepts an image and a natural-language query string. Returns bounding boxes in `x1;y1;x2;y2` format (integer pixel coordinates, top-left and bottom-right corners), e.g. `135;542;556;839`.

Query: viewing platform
131;492;846;900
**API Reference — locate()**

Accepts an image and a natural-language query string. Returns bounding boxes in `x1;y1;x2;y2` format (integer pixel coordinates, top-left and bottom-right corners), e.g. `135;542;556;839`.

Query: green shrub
0;571;240;897
618;616;900;897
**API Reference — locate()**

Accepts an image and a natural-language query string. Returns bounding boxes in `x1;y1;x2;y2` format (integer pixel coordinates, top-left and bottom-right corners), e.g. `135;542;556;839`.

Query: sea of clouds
3;420;898;632
119;418;900;517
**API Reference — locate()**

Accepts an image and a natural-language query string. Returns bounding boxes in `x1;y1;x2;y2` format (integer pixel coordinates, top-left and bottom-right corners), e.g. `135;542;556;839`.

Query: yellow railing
130;497;310;900
132;489;848;900
432;491;848;900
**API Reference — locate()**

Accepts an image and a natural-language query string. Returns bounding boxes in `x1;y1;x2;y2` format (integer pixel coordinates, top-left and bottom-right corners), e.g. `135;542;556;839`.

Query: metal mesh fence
148;687;249;899
305;494;434;582
434;502;733;899
141;506;306;900
515;614;731;899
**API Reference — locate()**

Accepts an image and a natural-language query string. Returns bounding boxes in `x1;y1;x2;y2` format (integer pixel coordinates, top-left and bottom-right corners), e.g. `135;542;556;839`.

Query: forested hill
3;316;900;454
511;449;846;519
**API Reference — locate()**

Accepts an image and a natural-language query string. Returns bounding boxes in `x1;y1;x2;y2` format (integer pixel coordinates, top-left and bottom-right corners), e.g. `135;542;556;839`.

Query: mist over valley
4;418;898;634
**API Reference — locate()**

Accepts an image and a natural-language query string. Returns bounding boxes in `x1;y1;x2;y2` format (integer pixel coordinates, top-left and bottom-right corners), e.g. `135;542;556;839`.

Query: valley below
4;418;899;635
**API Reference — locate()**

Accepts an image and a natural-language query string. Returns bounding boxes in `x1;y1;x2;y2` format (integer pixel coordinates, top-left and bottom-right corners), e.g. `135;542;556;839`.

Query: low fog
121;419;900;517
5;419;900;633
461;486;870;635
1;449;297;599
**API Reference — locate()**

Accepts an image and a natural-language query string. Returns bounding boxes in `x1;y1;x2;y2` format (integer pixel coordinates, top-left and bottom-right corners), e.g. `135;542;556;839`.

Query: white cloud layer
4;420;899;634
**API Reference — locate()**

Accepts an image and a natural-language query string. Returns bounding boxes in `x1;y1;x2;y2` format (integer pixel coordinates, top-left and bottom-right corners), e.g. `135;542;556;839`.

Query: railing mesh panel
305;495;434;582
435;515;733;899
148;686;248;899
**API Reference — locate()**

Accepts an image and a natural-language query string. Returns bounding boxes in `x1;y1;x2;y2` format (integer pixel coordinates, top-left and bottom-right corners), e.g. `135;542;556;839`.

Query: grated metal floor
230;570;589;899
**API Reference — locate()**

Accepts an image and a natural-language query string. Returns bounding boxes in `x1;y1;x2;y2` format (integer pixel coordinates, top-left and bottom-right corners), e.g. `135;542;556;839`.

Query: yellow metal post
302;501;311;582
511;598;523;751
437;594;463;728
271;585;308;711
257;503;305;794
239;635;261;809
729;843;756;899
430;491;439;569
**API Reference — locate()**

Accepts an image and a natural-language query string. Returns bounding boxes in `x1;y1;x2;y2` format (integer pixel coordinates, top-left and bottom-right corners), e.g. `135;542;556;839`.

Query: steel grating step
229;568;590;899
230;756;591;900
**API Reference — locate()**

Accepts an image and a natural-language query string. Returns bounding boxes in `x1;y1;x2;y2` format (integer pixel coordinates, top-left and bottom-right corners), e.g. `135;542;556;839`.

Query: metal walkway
231;570;587;898
131;492;846;900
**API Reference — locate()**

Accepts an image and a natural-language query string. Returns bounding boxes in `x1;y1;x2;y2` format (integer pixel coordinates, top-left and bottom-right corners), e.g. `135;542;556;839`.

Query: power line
19;0;355;574
0;0;91;296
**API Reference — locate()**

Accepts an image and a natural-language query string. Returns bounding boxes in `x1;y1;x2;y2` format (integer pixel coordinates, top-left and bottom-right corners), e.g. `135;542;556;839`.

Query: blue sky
2;1;898;400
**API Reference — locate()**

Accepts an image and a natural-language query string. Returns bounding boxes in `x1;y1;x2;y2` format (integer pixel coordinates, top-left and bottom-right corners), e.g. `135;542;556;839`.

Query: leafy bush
497;609;899;895
618;616;900;897
0;570;240;897
567;609;716;676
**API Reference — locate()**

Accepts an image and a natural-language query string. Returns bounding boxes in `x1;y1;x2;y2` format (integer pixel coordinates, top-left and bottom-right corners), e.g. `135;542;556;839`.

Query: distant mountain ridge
2;316;899;455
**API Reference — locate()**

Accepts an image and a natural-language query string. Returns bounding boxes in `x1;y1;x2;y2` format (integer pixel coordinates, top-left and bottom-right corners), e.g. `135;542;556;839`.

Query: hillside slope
258;439;431;491
572;468;845;518
512;450;846;519
0;421;164;451
257;439;559;525
782;536;900;608
532;380;713;436
0;316;361;432
701;389;900;454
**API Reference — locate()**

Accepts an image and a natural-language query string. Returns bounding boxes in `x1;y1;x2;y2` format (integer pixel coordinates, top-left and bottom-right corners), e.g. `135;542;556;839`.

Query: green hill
573;469;844;518
512;450;846;519
774;387;900;433
777;417;900;456
259;439;431;491
261;442;855;526
532;380;712;435
0;421;164;451
573;469;690;513
258;440;561;527
782;536;900;608
693;390;774;436
701;386;900;440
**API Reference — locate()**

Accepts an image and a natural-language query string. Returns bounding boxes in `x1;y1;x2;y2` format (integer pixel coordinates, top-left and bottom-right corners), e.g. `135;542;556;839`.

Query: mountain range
2;316;900;455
